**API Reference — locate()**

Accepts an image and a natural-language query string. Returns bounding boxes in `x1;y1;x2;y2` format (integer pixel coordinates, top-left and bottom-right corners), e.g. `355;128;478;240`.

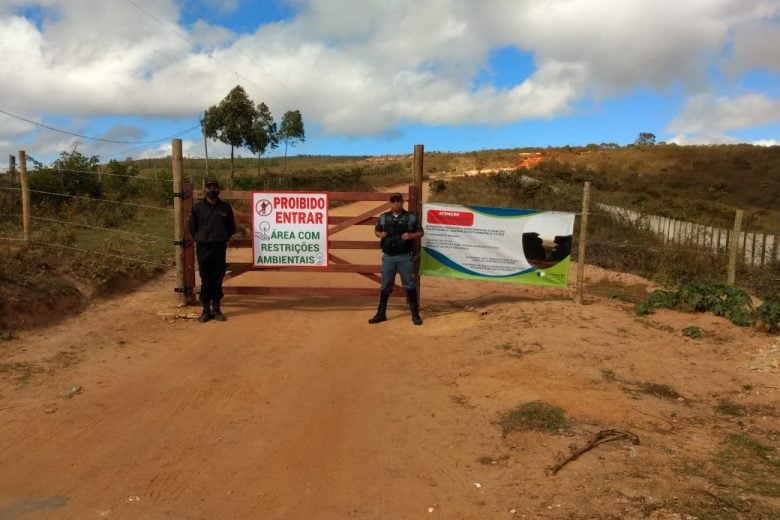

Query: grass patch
499;401;570;436
715;401;746;417
677;459;707;477
682;326;704;339
637;382;683;400
714;433;780;498
588;280;649;303
673;434;780;519
45;350;80;370
0;362;43;384
601;369;618;381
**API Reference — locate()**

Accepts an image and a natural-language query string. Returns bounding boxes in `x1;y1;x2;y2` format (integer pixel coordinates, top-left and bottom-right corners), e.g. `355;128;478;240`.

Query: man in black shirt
188;180;235;322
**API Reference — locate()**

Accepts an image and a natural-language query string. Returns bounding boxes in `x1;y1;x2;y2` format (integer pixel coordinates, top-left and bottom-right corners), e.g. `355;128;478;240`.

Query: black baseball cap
389;193;403;202
205;179;220;189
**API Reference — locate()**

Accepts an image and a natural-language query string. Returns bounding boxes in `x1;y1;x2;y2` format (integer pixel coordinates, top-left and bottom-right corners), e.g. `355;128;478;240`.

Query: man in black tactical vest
368;192;425;325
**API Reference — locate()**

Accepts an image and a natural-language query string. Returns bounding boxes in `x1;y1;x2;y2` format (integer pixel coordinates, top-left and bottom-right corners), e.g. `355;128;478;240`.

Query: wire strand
0;237;172;267
0;109;201;145
124;0;287;109
32;166;175;183
0;186;174;211
11;214;172;241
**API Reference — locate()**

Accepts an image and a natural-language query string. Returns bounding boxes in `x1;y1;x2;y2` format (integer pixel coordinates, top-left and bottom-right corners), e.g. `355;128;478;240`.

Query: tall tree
634;132;656;146
251;102;279;173
201;85;277;182
278;110;305;172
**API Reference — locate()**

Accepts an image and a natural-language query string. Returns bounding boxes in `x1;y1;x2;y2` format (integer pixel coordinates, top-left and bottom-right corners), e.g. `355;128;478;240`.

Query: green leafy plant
756;294;780;334
634;281;754;327
682;326;703;339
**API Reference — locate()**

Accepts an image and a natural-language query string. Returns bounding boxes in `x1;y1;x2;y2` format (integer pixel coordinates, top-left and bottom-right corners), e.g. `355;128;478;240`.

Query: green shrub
429;179;448;194
635;281;754;327
756;294;780;333
28;151;103;205
682;326;703;339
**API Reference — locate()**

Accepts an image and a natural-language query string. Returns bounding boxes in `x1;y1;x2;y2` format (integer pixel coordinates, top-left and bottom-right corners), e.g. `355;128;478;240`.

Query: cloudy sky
1;0;779;166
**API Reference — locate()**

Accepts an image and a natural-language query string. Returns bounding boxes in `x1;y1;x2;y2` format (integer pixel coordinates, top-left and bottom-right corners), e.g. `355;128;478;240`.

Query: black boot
198;302;212;323
212;300;226;322
407;289;423;325
368;294;389;324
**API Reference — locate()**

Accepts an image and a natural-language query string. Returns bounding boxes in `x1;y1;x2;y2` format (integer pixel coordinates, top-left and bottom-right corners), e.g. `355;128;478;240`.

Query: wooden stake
727;209;743;286
575;182;591;304
172;139;188;305
8;154;16;186
18;151;31;243
412;144;424;302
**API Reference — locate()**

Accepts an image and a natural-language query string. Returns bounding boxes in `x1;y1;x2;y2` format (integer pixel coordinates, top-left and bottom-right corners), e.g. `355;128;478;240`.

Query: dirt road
1;197;778;519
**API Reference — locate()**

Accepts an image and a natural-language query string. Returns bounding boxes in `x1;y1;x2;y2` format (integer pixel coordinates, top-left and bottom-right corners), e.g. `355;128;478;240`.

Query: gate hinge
174;286;193;294
173;191;190;200
173;239;192;248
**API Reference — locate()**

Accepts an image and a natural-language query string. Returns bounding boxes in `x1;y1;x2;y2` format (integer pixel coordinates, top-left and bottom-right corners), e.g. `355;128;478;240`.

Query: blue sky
1;0;779;167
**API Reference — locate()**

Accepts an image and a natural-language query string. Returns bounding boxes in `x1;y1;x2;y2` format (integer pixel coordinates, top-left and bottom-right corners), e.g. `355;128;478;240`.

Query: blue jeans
380;253;416;296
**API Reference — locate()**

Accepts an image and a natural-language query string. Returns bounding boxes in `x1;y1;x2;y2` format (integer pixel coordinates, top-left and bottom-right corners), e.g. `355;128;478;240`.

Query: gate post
172;139;193;305
183;182;196;302
575;181;591;304
411;144;424;300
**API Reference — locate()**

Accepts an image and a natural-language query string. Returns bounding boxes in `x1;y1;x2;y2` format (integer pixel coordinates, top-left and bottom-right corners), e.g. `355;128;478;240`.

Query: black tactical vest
379;211;414;255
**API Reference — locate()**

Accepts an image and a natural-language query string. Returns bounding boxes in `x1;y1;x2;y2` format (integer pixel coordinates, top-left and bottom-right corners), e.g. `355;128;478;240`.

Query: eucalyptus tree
278;110;305;172
201;85;278;181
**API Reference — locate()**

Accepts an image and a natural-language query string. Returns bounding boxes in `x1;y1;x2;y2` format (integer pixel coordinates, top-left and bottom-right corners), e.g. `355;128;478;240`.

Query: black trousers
196;242;227;305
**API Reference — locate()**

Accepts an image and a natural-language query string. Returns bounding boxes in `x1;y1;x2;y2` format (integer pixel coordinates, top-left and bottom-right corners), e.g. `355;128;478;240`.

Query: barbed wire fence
0;160;177;276
1;151;778;305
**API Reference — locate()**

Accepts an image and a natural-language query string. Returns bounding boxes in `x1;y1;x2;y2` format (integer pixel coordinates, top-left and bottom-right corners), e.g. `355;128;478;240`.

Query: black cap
389;193;403;202
205;179;220;189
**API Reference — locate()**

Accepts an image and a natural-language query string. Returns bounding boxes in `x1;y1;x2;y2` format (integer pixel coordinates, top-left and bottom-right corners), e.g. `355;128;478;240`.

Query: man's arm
374;214;386;238
187;205;198;236
401;214;424;240
401;230;423;240
226;203;236;237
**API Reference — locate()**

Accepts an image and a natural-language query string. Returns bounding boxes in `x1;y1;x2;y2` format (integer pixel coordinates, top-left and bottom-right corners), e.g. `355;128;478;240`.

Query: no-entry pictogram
256;199;273;216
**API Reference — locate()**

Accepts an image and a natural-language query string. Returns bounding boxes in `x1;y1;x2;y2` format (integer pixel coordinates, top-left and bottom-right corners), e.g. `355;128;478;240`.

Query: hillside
1;144;778;331
135;144;780;230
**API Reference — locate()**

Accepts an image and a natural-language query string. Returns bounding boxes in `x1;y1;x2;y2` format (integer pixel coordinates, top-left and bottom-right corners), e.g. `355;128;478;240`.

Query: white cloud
667;92;780;144
0;0;779;159
723;21;780;76
751;139;779;146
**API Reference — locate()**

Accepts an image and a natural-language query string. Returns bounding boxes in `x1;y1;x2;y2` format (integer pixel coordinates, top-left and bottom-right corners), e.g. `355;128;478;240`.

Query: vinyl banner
420;203;575;287
252;192;329;268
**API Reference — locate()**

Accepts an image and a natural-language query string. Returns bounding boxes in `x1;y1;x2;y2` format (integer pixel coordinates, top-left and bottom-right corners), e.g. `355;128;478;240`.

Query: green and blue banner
420;203;575;287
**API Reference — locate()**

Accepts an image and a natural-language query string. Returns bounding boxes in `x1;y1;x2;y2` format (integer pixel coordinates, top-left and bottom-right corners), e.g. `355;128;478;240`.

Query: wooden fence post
172;139;189;305
575;181;591;304
412;144;424;302
183;182;196;303
18;151;31;243
727;209;743;286
9;154;16;186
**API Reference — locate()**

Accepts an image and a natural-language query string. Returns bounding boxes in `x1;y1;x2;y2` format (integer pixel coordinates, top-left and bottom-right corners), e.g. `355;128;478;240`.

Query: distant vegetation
1;143;778;329
425;144;779;300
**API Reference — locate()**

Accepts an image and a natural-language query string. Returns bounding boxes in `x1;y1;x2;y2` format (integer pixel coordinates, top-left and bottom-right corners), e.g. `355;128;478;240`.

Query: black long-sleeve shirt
188;197;235;243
